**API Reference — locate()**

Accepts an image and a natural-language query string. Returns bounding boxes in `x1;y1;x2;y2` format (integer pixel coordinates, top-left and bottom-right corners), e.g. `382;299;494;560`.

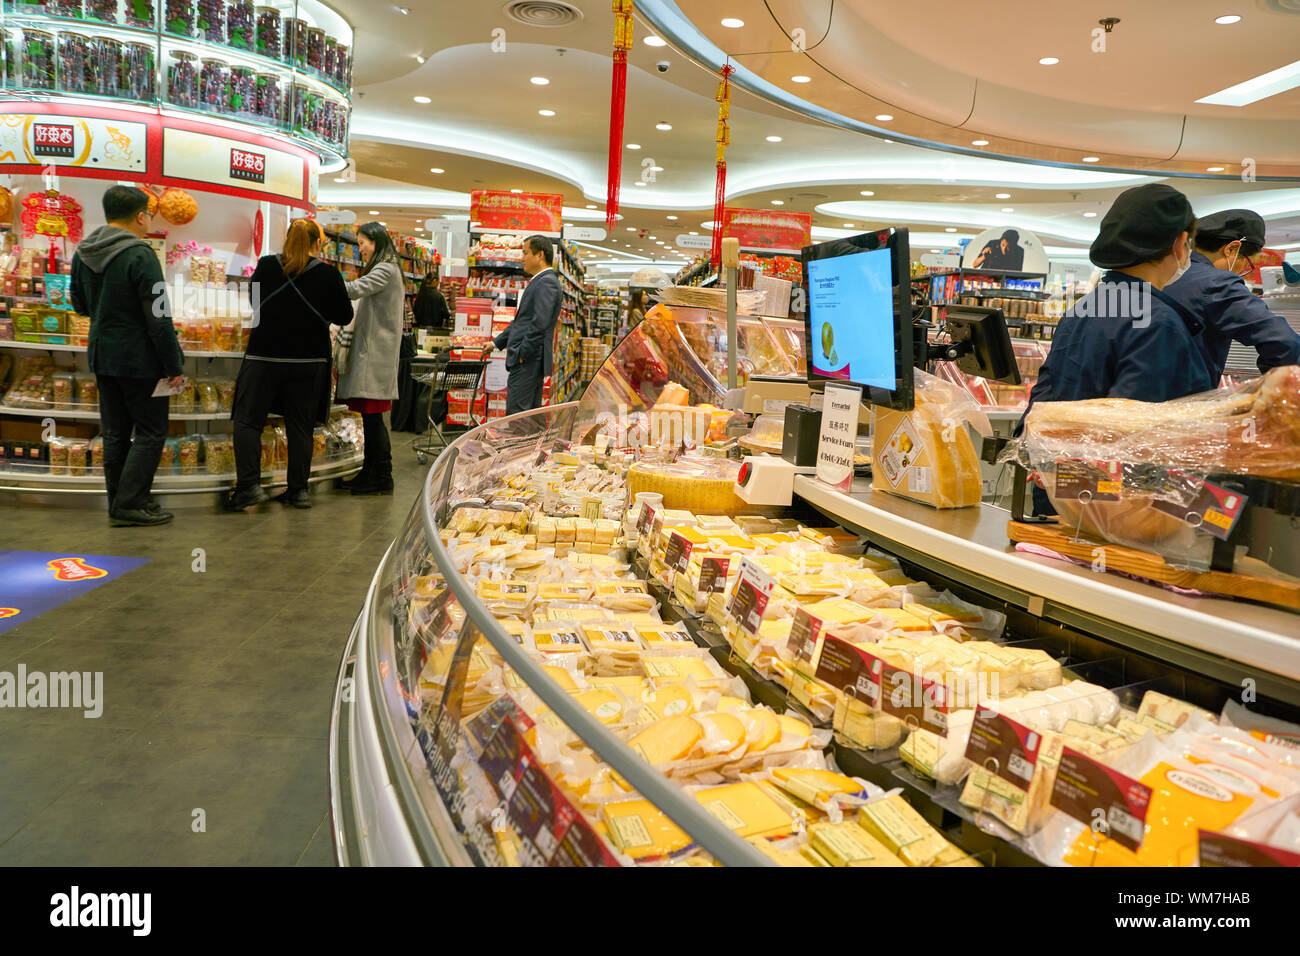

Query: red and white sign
33;123;75;158
721;207;812;254
470;189;564;236
0;112;147;174
229;147;266;183
47;557;107;582
164;127;304;202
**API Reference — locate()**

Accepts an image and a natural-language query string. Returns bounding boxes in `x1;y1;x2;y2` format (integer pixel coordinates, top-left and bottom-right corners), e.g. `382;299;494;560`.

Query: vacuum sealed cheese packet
1137;690;1216;735
477;579;536;615
1220;699;1300;752
600;798;693;861
809;821;906;867
900;711;976;786
592;579;658;612
635;622;695;648
857;794;971;866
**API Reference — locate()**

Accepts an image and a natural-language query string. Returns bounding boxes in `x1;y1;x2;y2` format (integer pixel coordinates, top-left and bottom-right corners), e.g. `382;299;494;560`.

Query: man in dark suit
494;234;562;413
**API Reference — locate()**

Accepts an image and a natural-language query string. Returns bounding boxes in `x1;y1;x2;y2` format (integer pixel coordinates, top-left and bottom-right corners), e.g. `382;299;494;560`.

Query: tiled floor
0;441;427;865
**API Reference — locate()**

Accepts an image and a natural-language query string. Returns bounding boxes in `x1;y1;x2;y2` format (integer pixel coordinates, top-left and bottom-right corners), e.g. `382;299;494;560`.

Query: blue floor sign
0;550;149;634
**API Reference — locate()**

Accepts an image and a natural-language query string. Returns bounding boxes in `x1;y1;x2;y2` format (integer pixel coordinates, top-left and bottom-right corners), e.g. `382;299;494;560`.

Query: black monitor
801;227;914;410
932;305;1022;384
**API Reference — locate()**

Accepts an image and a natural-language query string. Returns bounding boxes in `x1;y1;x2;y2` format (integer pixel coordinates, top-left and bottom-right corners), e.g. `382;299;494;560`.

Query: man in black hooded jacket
70;185;184;526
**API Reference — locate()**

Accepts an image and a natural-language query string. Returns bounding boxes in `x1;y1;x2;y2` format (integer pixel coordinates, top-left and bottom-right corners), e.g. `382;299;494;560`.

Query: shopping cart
410;346;493;464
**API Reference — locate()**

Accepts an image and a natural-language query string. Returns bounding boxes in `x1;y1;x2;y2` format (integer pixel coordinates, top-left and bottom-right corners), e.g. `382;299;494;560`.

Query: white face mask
1169;241;1193;284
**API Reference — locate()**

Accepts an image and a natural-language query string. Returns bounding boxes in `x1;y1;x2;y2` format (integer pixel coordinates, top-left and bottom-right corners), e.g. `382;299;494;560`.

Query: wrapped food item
160;438;178;473
178;436;200;474
204;436;233;475
194;379;221;413
65;439;90;476
48;436;70;476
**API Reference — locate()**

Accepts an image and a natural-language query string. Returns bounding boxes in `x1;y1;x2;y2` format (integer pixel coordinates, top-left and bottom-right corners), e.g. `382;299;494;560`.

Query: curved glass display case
0;0;351;159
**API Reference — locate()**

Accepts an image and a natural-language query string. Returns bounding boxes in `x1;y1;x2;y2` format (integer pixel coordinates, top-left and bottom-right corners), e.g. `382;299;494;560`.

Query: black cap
1000;229;1020;243
1196;208;1266;251
1090;183;1194;269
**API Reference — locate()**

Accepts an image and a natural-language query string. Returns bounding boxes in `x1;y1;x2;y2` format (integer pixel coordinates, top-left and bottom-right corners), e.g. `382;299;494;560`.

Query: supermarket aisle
0;448;427;866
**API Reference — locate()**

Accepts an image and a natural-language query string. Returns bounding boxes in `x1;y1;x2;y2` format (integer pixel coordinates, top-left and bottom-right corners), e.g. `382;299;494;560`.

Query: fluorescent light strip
1196;59;1300;106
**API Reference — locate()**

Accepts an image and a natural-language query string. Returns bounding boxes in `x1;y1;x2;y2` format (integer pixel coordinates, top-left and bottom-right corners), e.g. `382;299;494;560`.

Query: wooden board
1007;521;1300;611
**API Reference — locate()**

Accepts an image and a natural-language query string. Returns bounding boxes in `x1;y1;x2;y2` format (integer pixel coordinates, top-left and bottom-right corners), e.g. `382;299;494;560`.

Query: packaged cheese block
834;695;907;750
531;624;589;662
798;525;863;553
694;781;798;839
637;684;697;722
536;581;595;603
593;580;657;612
627;714;705;766
874;568;917;587
642;653;731;688
1009;647;1063;690
905;601;985;627
601;798;693;860
899;712;975;785
857;795;967;867
535;516;556;544
705;533;757;554
747;835;819;867
868;606;931;633
809;821;906;867
593;518;621;547
636;622;695;647
771;768;874;807
1137;691;1216;734
788;664;838;721
963;641;1023;695
573;688;631;726
536;605;614;625
778;572;852;598
692;712;749;756
477;579;536;613
581;623;644;653
801;597;878;627
1061;719;1133;754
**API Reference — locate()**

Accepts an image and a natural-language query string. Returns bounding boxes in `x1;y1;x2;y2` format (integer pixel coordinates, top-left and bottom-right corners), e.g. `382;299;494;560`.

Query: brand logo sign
0;608;18;620
47;557;108;582
34;123;75;158
229;147;266;183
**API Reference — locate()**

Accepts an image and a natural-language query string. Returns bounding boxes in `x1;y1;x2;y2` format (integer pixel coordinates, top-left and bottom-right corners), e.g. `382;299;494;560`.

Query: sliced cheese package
692;781;799;839
899;711;976;785
592;579;658;612
857;794;972;867
809;821;906;867
834;694;908;751
600;798;693;861
476;579;536;615
635;622;696;648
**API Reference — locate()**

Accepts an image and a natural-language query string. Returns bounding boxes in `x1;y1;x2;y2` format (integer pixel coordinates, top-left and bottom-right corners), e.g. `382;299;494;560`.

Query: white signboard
0;113;147;174
318;209;356;225
563;225;607;241
921;253;961;269
815;383;861;492
675;234;711;250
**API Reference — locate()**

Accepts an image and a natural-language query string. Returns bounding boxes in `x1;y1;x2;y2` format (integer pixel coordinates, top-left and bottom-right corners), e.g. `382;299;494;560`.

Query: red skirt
345;398;392;414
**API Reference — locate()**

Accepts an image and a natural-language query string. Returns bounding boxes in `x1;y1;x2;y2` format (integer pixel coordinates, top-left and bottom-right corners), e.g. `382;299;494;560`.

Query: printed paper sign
965;710;1041;786
815;383;861;492
1054;458;1123;501
1198;831;1300;867
726;557;775;636
814;636;882;709
1150;469;1247;541
1050;747;1152;852
663;531;692;573
699;556;730;594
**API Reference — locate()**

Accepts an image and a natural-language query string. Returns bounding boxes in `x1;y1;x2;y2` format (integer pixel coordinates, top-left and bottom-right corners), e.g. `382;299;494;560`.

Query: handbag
333;324;353;376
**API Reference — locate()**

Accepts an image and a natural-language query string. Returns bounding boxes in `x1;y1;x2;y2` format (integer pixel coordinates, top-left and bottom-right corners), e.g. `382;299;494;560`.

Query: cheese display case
330;314;1300;867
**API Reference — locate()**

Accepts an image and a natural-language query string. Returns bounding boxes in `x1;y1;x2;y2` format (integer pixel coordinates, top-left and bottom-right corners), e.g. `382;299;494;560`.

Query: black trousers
361;411;392;478
231;359;327;493
505;361;545;415
97;374;169;513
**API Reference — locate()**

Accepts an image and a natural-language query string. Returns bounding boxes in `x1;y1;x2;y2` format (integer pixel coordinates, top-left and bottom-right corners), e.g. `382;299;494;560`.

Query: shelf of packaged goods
912;269;1049;283
0;452;363;496
0;406;233;421
1;341;247;359
793;475;1300;705
468;259;525;271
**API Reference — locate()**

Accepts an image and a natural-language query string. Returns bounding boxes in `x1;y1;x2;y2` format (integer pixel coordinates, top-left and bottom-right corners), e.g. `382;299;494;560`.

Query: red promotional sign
47;557;107;582
471;190;564;235
230;147;266;184
721;207;812;253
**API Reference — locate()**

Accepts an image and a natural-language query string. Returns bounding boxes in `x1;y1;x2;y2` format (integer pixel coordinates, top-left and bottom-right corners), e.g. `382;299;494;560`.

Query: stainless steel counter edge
793;475;1300;683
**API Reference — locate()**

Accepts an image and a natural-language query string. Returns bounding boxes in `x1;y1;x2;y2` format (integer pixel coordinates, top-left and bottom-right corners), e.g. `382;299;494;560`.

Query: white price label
1107;805;1144;845
1008;751;1035;783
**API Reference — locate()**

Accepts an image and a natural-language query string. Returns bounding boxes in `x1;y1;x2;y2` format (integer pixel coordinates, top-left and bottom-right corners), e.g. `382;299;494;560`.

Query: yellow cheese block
795;551;860;569
810;821;906;867
581;624;644;652
639;684;696;721
695;781;797;838
771;768;871;806
779;572;852;597
537;582;593;602
627;715;704;765
746;836;818;867
870;607;931;631
478;580;536;604
747;709;781;751
777;713;813;740
636;623;695;646
574;688;627;725
905;601;984;625
857;795;962;867
600;799;692;860
642;655;726;685
693;712;749;754
716;696;749;713
801;597;876;625
531;624;587;656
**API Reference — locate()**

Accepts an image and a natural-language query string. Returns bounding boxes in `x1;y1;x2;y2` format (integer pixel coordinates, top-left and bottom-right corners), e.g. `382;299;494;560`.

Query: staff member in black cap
1018;183;1215;514
1163;208;1300;380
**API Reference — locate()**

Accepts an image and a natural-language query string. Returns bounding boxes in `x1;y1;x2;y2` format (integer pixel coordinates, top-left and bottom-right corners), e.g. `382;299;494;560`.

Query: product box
12;309;66;336
44;273;71;310
871;404;982;510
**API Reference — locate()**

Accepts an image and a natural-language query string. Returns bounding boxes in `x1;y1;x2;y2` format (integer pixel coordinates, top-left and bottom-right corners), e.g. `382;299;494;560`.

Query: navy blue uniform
1018;272;1215;514
494;267;561;414
1163;251;1300;380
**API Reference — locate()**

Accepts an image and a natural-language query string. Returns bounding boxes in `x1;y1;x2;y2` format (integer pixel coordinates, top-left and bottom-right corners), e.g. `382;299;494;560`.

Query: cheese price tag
1049;746;1152;852
636;505;656;557
964;709;1041;786
813;636;881;709
1054;458;1123;501
663;531;692;574
877;657;949;735
785;607;824;665
1150;469;1247;541
815;383;862;492
699;556;730;594
726;556;775;636
1197;830;1300;868
594;433;610;456
581;495;602;521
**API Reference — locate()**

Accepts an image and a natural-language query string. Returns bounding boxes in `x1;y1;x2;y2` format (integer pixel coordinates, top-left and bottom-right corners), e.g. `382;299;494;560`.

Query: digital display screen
806;247;896;390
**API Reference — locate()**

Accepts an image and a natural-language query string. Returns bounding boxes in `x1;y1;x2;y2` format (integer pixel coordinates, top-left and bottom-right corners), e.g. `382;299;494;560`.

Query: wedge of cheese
695;781;797;839
810;821;906;867
627;714;705;766
770;768;872;806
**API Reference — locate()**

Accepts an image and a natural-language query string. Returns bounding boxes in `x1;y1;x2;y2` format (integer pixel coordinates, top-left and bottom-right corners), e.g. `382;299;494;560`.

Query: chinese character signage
0;113;147;174
229;148;266;183
471;190;564;235
721;207;812;253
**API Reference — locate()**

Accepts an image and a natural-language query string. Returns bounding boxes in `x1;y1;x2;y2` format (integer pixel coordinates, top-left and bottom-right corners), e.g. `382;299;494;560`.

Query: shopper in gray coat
336;221;404;494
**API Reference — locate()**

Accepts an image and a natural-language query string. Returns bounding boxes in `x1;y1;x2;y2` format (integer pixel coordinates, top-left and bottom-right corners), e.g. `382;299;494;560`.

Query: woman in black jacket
224;218;354;511
412;272;450;329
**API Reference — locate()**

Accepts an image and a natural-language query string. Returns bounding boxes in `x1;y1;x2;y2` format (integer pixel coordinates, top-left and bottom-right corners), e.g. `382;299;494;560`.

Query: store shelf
0;341;246;358
0;405;231;422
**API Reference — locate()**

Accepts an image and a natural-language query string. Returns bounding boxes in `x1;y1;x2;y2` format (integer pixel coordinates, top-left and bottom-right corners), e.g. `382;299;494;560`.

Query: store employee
1018;183;1215;513
1163;208;1300;380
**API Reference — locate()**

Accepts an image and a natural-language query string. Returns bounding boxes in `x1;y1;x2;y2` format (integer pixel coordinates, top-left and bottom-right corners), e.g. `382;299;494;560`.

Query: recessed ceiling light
842;222;854;228
1083;211;1098;217
586;204;597;209
791;75;811;83
413;95;431;104
666;215;677;220
369;210;379;214
415;226;424;231
627;227;636;231
396;6;408;13
860;190;874;196
510;188;522;193
945;227;957;232
634;181;647;186
971;139;989;146
721;17;744;28
995;193;1011;199
333;177;345;183
430;167;444;174
1206;165;1225;172
1214;15;1241;25
415;54;425;64
1001;207;1014;213
538;109;556;116
655;240;664;245
656;122;672;131
648;236;657;240
1082;156;1100;163
644;35;666;47
766;135;782;142
379;221;387;225
771;200;784;205
875;114;893;121
530;76;549;86
930;249;940;253
1038;57;1059;65
689;231;698;235
627;143;641;150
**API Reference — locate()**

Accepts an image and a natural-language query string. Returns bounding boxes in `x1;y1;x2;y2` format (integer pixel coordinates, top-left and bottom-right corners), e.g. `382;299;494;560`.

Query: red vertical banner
606;2;634;231
710;62;733;269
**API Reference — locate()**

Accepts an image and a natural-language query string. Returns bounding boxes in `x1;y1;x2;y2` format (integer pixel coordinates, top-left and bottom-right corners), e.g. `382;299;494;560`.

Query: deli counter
329;306;1300;868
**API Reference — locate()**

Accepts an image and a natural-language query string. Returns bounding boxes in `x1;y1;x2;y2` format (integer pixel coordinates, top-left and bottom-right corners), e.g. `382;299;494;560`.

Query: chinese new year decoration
605;0;634;231
21;189;83;242
710;62;734;269
158;187;198;225
0;185;12;223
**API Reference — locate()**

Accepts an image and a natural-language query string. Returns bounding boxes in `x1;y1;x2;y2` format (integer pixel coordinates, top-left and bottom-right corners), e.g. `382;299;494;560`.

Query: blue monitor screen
806;247;896;391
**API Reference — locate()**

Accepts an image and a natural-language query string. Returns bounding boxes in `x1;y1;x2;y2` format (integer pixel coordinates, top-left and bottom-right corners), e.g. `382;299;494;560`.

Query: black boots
222;484;269;512
350;466;394;496
274;488;312;508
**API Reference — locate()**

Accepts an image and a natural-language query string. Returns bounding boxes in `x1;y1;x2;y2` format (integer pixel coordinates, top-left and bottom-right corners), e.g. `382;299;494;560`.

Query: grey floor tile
295;813;337;867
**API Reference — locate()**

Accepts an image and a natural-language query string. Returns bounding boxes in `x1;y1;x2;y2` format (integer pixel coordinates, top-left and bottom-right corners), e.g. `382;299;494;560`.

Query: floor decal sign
0;551;149;634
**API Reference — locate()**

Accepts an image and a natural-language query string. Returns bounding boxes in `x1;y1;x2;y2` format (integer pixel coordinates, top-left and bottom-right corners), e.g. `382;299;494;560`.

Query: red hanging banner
721;207;813;254
605;2;635;231
710;62;734;269
470;190;564;234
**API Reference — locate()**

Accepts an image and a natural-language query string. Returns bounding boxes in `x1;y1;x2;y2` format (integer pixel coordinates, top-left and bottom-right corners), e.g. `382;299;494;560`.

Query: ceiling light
689;231;698;235
860;190;874;196
655;241;664;245
415;54;425;64
1206;165;1225;172
930;249;940;253
396;6;408;13
510;188;522;193
1214;15;1241;25
666;215;677;220
945;227;957;232
648;236;657;240
1082;156;1100;162
771;200;784;205
1196;60;1300;106
379;221;387;225
842;222;854;228
586;204;597;209
1038;57;1059;65
791;75;811;84
971;139;989;146
995;193;1011;199
656;122;672;131
875;114;893;121
1001;207;1014;213
369;210;379;214
627;143;641;150
721;18;744;28
333;177;345;183
644;35;666;47
765;135;782;142
413;95;431;104
530;76;549;86
415;227;424;231
1083;211;1098;217
634;181;646;186
538;109;555;116
627;227;636;231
